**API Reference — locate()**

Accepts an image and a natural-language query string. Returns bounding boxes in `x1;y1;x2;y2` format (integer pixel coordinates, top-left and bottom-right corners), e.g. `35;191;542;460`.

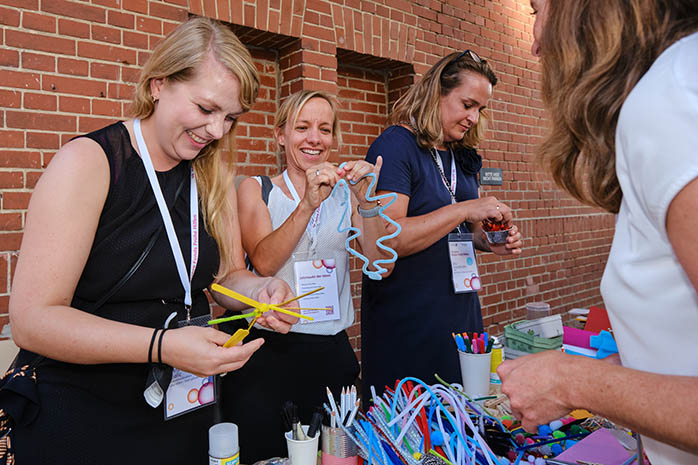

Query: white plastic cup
458;350;492;398
285;425;319;465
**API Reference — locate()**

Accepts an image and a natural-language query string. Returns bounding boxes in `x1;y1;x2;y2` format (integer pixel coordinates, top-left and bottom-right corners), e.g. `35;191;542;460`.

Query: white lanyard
134;119;199;320
431;148;457;204
282;170;322;248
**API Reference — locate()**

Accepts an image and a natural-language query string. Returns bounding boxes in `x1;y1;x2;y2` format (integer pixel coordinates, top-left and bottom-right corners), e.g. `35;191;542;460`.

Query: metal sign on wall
480;168;503;186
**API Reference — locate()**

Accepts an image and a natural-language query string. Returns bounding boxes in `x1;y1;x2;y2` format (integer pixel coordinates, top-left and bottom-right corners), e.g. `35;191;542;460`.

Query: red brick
0;6;20;26
91;24;121;44
0;234;23;252
58;18;90;38
57;57;89;76
92;99;121;117
41;0;105;24
6;29;75;56
123;30;148;48
108;10;135;29
43;75;106;98
107;83;135;101
77;42;137;66
0;214;22;231
24;92;57;111
0;172;23;189
0;131;24;149
25;171;43;189
90;62;120;80
0;151;42;169
0;49;19;67
0;70;42;90
6;111;76;132
59;96;91;114
27;132;60;149
150;1;187;21
136;16;162;34
22;11;56;33
78;116;119;133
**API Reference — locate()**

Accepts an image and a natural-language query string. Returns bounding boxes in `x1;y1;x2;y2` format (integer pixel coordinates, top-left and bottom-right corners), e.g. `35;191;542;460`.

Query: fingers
218;337;265;373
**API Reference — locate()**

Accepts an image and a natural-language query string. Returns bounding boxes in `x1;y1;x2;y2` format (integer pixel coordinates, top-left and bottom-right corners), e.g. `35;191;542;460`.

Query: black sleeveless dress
12;122;221;464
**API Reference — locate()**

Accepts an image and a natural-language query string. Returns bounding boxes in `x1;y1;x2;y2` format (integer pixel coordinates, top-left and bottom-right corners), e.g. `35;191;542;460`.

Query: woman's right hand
301;162;340;210
461;196;513;224
161;325;264;377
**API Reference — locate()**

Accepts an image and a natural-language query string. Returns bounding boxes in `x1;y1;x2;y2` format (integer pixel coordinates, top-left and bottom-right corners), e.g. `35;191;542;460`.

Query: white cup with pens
285;425;319;465
454;332;493;399
282;401;320;465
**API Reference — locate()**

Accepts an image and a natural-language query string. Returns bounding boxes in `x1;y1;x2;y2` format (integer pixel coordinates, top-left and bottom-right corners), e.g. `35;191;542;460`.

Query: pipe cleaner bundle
324;377;514;465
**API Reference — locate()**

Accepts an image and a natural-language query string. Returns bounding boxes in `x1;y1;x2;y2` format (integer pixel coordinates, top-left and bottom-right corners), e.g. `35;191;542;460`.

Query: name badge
448;233;481;294
164;314;216;420
292;253;341;323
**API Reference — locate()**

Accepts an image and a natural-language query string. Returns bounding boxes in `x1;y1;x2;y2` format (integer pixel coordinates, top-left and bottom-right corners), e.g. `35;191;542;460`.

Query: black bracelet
157;328;168;365
148;328;159;364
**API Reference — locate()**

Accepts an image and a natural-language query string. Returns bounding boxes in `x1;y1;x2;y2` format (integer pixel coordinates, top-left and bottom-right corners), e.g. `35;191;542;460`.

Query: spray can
209;422;240;465
489;336;503;393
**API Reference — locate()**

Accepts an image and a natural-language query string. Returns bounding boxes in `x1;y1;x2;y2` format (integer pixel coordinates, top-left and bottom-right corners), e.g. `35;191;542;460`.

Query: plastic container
504;321;563;353
458;350;492;398
484;228;512;245
526;302;551;320
514;314;563;338
209;422;240;465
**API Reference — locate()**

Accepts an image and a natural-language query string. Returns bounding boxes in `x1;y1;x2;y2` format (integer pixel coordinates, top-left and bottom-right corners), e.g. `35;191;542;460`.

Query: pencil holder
458;350;492;398
321;425;357;465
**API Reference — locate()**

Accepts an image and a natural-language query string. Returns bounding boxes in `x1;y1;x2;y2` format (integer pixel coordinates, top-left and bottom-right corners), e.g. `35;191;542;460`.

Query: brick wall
0;0;614;357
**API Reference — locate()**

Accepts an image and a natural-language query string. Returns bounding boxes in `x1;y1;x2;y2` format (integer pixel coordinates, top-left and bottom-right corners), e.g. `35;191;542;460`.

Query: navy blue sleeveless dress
12;122;220;464
361;125;484;402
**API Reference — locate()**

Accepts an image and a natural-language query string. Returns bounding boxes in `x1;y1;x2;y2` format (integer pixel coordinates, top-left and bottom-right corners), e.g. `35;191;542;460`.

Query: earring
152;95;159;103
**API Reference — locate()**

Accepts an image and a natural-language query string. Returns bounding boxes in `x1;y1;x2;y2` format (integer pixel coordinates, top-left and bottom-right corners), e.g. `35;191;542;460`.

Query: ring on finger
315;169;321;177
496;204;500;210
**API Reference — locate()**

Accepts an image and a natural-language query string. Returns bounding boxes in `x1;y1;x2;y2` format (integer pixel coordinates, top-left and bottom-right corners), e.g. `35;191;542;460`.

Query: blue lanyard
133;119;199;320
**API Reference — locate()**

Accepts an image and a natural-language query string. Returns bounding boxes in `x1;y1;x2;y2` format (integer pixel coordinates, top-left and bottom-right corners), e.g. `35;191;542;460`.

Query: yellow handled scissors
209;283;328;347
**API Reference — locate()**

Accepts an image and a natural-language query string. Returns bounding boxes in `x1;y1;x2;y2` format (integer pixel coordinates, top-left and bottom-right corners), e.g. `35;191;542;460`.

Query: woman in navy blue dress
362;50;523;401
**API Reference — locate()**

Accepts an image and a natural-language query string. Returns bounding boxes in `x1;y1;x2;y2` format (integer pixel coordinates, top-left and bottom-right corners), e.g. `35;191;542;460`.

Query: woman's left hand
486;224;523;255
252;278;299;333
339;156;383;204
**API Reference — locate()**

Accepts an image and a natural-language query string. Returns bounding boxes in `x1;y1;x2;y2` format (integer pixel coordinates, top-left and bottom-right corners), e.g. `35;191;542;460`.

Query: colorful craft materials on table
316;376;630;465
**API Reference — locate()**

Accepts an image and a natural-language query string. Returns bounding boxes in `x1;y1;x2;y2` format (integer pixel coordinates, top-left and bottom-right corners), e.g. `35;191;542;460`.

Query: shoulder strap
259;175;273;205
244;175;273;272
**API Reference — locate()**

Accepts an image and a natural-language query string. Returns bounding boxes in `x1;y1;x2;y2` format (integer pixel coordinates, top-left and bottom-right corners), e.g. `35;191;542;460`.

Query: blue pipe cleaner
333;162;401;280
391;377;504;465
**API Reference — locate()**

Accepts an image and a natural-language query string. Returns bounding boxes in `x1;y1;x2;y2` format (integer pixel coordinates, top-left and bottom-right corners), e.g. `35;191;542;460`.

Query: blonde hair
538;0;698;214
131;16;260;278
274;90;342;158
388;50;497;150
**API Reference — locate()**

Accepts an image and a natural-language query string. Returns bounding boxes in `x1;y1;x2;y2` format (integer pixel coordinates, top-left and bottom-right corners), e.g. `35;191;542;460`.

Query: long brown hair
131;17;259;278
538;0;698;214
388;50;497;150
